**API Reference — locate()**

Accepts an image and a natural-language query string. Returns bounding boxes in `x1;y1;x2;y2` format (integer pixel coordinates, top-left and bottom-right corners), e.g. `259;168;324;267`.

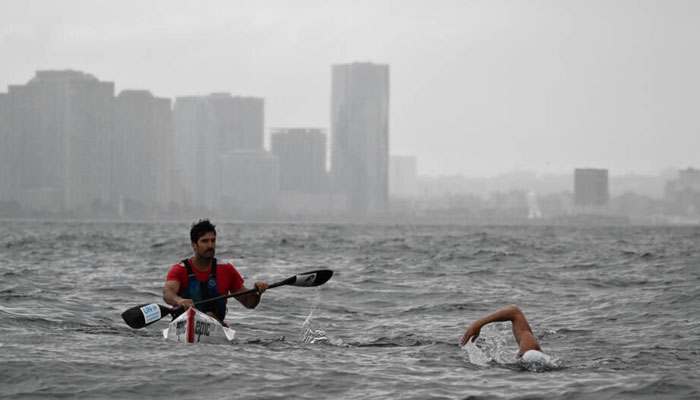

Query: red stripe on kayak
186;307;195;343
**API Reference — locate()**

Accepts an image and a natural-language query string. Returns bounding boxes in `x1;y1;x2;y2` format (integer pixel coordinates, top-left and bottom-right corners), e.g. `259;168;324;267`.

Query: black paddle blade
293;270;333;287
121;303;172;329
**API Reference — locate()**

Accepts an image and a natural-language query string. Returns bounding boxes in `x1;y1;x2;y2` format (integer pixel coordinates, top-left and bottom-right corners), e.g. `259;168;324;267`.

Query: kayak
162;307;235;344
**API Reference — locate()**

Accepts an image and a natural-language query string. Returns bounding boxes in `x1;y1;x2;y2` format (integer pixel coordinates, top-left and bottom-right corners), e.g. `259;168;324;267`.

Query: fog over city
1;0;699;223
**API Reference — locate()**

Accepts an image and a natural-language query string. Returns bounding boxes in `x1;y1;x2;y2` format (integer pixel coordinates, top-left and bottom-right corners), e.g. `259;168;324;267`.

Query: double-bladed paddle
121;269;333;329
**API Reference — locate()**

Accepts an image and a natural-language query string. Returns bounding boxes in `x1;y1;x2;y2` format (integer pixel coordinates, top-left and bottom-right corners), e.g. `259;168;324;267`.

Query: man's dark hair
190;219;216;243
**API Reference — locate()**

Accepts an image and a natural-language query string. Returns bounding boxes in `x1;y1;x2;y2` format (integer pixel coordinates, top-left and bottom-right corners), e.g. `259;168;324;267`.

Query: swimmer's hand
460;322;482;346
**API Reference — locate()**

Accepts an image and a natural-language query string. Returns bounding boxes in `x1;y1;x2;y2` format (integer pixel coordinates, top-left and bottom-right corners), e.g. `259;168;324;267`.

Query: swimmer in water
460;304;550;363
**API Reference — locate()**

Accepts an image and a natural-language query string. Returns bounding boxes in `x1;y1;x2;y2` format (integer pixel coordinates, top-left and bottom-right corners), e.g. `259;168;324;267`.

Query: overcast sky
1;0;699;177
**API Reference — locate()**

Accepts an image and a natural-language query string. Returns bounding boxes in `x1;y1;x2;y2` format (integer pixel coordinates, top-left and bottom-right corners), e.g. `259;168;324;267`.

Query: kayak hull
162;307;235;344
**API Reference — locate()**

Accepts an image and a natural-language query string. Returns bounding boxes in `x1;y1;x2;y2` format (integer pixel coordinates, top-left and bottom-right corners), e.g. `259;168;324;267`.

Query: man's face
192;232;216;259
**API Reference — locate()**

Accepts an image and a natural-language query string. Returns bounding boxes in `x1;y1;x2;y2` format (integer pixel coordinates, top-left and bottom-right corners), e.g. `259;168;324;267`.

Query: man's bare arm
234;282;269;309
460;305;541;354
163;280;193;309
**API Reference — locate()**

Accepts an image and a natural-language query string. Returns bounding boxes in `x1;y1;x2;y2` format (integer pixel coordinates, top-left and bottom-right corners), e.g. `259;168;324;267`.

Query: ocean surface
1;220;699;399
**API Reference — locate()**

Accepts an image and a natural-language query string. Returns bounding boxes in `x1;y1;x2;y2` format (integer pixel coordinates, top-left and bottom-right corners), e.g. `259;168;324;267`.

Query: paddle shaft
172;276;295;311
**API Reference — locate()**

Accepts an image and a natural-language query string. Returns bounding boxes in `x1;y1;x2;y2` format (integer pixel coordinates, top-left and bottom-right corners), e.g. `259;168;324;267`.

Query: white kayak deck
162;307;235;344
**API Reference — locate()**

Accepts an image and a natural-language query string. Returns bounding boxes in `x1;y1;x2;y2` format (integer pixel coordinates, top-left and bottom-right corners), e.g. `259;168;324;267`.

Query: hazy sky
1;0;699;177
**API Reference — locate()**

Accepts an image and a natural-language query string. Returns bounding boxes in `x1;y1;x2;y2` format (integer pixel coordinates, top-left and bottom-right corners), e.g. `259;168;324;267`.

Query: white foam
462;340;489;366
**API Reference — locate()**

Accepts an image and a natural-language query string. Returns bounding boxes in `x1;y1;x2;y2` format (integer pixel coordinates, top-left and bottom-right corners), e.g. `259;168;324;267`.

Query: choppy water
1;220;699;399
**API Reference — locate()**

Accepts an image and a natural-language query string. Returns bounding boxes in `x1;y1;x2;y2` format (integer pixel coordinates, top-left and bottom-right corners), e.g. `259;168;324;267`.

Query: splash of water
462;324;563;371
300;287;328;344
517;352;563;372
462;324;518;364
463;340;490;366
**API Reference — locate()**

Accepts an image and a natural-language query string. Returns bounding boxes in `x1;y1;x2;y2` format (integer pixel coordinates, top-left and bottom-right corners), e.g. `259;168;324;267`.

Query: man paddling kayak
162;219;269;324
460;305;551;364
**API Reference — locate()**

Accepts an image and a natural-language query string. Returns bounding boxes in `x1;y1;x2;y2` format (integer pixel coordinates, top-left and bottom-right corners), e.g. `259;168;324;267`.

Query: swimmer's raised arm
460;304;541;356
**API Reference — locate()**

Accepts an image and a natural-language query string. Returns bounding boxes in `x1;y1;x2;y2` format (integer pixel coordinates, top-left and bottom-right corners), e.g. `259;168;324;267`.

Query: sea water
1;220;699;399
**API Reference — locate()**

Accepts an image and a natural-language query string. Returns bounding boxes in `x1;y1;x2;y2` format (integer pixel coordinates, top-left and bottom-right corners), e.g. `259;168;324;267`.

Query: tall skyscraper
574;168;609;208
331;62;389;216
113;90;172;216
271;128;328;193
5;70;113;213
0;93;10;204
209;93;264;152
219;150;279;216
172;96;219;211
172;93;266;213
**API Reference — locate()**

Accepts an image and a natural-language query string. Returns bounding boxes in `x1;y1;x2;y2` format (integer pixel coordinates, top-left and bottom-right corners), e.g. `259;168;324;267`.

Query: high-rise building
389;155;418;199
172;93;265;212
0;93;10;204
209;93;264;152
574;168;609;208
331;62;389;216
271;128;328;193
113;90;172;216
5;70;114;213
219;150;279;216
172;96;218;211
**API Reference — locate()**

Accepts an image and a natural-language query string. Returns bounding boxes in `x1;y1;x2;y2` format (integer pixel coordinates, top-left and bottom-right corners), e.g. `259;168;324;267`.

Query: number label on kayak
140;304;162;324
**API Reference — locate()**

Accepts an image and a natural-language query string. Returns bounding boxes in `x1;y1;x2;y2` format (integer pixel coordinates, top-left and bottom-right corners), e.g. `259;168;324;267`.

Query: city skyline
0;64;696;223
0;68;695;201
0;67;388;218
2;1;698;177
1;66;691;182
